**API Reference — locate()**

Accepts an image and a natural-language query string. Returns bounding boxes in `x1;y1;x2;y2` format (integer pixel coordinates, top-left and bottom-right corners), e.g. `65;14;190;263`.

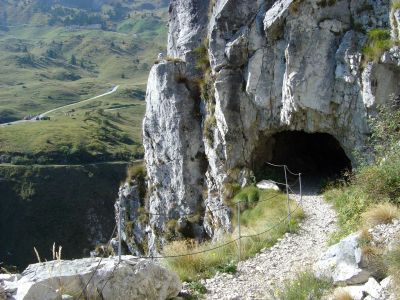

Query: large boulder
314;233;371;285
5;256;181;300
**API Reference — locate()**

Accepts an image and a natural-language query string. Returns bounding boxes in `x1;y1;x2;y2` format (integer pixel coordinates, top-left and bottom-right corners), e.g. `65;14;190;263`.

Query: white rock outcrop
315;219;400;287
314;233;372;285
256;180;280;191
4;256;181;300
142;0;400;248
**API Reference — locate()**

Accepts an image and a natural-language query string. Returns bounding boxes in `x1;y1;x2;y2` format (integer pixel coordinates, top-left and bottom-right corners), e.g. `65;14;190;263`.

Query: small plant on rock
362;29;393;62
187;281;207;295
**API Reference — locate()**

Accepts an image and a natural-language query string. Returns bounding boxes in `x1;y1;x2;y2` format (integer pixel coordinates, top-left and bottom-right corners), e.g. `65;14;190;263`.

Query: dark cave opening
252;131;352;181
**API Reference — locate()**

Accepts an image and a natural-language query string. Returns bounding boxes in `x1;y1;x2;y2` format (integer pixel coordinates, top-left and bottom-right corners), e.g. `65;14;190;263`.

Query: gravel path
202;185;337;299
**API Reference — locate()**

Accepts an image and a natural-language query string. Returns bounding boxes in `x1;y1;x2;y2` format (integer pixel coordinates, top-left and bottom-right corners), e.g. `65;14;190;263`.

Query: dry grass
333;289;354;300
362;202;400;227
163;189;304;281
358;227;373;246
361;245;387;279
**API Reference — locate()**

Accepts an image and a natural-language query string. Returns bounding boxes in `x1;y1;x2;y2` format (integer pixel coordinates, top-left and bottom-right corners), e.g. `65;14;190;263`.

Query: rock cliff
141;0;400;252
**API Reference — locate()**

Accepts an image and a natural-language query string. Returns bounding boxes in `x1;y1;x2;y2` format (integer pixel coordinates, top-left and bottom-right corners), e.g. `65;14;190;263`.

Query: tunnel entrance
252;131;352;181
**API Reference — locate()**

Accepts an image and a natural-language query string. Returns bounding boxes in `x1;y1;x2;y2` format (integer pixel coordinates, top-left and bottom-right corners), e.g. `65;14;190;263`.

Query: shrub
362;202;400;227
361;245;387;279
126;163;146;181
273;272;332;300
392;0;400;10
362;29;392;62
325;103;400;242
325;186;370;243
203;114;216;145
194;43;210;73
368;104;400;159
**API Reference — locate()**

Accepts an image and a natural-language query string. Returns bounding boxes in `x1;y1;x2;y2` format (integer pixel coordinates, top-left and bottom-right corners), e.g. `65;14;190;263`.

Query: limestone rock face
143;60;207;252
4;256;181;300
142;0;400;245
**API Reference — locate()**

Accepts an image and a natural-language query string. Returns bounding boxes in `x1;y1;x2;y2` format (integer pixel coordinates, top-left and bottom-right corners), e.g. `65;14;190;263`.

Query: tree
70;55;77;65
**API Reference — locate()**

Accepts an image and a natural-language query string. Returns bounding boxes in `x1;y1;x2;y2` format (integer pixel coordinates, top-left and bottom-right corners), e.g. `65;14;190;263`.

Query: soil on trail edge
202;185;337;299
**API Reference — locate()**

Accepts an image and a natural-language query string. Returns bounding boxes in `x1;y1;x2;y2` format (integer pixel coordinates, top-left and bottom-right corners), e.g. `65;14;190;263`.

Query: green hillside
0;0;167;164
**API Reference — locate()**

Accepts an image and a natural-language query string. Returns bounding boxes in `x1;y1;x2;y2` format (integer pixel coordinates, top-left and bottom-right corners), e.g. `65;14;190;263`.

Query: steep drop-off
0;163;128;270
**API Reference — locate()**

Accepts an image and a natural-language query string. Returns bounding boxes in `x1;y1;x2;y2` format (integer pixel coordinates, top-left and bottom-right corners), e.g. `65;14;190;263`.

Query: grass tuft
362;202;400;227
362;28;393;62
273;272;333;300
333;289;354;300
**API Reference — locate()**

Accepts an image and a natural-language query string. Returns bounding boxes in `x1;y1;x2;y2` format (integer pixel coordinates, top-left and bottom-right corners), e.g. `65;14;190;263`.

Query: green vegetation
163;188;304;282
0;94;145;164
272;272;333;300
385;240;400;297
187;281;207;295
193;41;217;146
362;29;393;62
324;103;400;243
392;0;400;10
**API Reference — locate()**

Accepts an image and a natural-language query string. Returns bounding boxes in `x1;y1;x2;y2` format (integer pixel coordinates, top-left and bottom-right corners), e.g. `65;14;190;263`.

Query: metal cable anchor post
284;166;291;233
118;199;122;263
237;201;241;263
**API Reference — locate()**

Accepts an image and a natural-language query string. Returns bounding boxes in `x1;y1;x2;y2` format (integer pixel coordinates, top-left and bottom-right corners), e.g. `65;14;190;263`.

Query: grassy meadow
0;5;167;164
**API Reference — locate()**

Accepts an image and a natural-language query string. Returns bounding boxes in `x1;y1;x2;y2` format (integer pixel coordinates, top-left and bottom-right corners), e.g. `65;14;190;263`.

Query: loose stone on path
203;186;337;299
